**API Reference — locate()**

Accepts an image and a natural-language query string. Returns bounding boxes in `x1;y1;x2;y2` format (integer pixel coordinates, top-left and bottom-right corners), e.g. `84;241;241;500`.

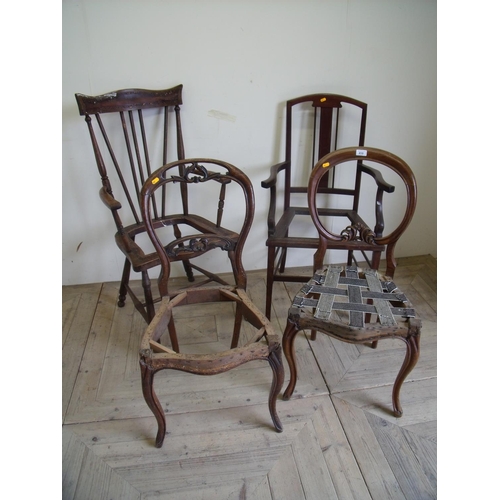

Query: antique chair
139;158;284;447
262;93;395;318
75;85;245;323
282;147;420;417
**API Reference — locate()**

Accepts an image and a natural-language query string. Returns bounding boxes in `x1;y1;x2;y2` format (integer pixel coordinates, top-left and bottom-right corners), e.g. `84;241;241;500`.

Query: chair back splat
75;86;245;323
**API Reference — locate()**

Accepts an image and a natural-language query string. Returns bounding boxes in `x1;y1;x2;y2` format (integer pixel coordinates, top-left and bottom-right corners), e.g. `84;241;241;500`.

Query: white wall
62;0;437;286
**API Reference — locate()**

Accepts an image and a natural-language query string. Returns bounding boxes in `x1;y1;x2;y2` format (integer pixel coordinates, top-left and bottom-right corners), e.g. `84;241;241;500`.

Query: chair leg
265;247;276;319
267;346;284;432
230;301;244;349
282;319;300;400
118;259;131;307
173;224;195;282
142;271;156;323
279;247;287;274
392;333;420;417
167;316;180;353
140;362;166;448
347;249;354;266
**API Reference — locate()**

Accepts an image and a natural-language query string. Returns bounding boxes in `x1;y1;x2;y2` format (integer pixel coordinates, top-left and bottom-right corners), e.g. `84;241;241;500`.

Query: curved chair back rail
140;158;255;298
308;147;418;277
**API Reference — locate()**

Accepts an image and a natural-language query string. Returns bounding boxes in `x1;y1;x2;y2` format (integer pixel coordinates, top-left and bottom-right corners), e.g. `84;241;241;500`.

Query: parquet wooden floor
62;255;437;499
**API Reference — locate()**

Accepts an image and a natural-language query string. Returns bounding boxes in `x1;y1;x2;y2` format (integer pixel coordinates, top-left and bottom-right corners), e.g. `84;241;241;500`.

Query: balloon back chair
75;85;247;323
138;158;284;447
282;147;421;418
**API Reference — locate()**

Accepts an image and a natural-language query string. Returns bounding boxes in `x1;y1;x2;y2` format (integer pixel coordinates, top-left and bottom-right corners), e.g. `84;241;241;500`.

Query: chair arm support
99;186;122;211
262;161;289;235
359;165;394;237
261;160;289;189
360;164;395;193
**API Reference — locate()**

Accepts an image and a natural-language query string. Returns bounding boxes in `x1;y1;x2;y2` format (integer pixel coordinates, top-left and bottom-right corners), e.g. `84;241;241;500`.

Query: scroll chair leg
267;346;284;432
392;333;420;417
118;258;131;307
282;319;300;400
142;271;156;323
140;362;166;448
265;246;276;319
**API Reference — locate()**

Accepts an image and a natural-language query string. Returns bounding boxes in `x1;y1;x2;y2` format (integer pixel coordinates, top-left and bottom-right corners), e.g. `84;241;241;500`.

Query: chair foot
267;347;284;432
392;333;420;417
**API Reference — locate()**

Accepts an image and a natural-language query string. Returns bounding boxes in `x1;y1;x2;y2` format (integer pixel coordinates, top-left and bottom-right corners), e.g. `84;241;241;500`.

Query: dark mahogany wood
261;93;396;319
139;158;284;448
76;85;248;323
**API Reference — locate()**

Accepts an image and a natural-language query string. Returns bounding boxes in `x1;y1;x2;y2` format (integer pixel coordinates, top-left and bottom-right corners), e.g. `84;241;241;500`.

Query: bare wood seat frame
139;158;284;447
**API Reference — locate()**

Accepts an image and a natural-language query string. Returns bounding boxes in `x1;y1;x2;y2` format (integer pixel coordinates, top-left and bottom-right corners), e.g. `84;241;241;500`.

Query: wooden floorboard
62;255;437;499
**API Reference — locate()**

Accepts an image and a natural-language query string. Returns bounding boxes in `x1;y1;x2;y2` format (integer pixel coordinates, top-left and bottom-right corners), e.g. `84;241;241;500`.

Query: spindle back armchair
75;85;242;322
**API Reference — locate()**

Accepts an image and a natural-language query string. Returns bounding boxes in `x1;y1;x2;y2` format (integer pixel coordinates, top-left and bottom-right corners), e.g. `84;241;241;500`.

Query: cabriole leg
140;362;166;448
267;347;284;432
392;333;420;417
282;320;300;400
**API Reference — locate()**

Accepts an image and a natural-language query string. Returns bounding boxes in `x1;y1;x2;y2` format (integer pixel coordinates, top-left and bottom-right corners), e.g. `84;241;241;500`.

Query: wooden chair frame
282;147;420;416
75;85;244;323
139;158;284;447
262;94;395;318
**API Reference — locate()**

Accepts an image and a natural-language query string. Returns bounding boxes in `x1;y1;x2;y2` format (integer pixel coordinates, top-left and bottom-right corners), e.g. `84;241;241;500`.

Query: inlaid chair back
75;85;241;323
261;93;396;318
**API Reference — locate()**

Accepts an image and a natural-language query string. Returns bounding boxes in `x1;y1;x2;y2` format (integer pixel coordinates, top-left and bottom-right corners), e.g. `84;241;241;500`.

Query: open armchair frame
262;93;396;318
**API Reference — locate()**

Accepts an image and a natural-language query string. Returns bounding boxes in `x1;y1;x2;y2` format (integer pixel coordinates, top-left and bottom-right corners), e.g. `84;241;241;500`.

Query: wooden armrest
99;187;122;210
360;164;395;193
261;160;289;188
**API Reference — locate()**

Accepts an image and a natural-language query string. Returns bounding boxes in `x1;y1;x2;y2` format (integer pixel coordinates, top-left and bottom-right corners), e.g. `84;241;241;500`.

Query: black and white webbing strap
292;265;415;327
